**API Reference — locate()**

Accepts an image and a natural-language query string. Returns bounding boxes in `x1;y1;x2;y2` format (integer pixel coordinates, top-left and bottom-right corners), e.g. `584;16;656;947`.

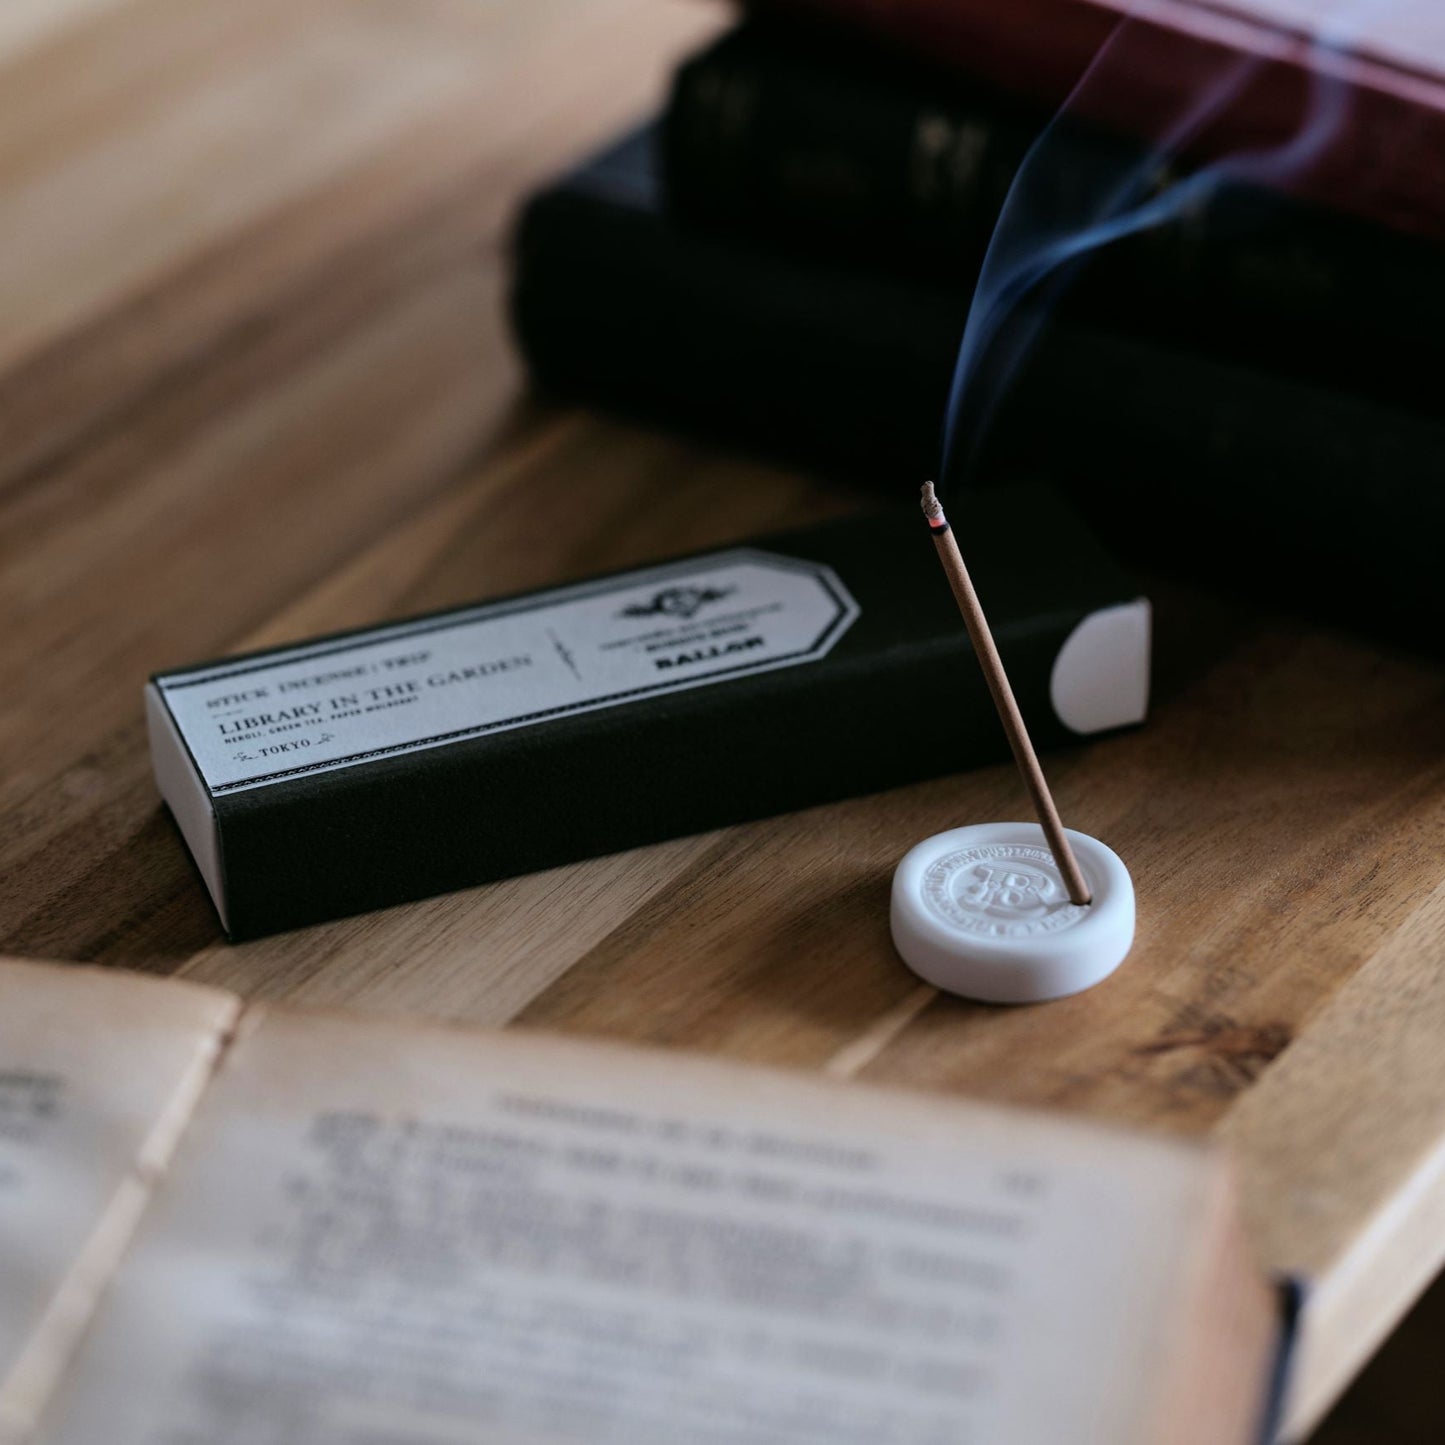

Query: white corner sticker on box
156;550;860;796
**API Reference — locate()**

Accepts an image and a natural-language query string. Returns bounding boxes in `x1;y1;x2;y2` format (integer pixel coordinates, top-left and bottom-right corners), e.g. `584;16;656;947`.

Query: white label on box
157;550;860;794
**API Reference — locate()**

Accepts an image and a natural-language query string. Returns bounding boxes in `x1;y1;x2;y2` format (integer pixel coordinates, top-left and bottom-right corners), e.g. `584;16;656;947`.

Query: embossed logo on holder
922;844;1089;939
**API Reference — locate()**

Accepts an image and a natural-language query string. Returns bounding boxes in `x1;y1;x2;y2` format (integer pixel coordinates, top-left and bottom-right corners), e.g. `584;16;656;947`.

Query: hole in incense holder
890;823;1134;1004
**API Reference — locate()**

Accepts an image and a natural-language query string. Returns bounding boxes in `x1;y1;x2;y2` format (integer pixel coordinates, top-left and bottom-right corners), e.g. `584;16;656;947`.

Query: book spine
664;28;1445;357
662;28;1037;274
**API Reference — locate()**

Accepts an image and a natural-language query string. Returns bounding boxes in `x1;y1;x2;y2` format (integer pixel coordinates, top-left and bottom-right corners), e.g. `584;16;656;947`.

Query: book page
1214;0;1445;71
30;1005;1247;1445
1130;0;1445;76
0;959;238;1442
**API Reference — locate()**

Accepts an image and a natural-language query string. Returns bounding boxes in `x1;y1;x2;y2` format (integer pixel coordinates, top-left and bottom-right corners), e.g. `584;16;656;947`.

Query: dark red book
747;0;1445;241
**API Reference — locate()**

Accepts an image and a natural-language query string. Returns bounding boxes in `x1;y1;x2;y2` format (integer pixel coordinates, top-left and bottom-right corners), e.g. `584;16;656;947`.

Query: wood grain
1223;878;1445;1436
0;0;718;491
0;0;128;60
0;0;724;956
1;2;1442;1438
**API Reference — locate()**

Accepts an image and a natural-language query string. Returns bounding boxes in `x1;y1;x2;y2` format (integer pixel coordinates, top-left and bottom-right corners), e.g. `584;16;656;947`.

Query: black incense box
147;491;1149;940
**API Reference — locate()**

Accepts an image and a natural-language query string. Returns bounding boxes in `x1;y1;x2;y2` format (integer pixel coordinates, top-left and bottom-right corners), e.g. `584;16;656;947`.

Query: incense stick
921;481;1092;906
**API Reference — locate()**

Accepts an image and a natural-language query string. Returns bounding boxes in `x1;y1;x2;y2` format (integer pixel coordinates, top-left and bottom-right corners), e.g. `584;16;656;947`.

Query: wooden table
2;2;1443;1438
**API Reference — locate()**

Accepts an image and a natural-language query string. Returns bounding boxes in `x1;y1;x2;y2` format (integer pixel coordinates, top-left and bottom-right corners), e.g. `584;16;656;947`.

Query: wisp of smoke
938;0;1391;491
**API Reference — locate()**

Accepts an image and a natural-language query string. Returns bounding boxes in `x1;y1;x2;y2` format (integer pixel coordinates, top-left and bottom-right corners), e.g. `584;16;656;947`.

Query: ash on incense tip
889;483;1137;1003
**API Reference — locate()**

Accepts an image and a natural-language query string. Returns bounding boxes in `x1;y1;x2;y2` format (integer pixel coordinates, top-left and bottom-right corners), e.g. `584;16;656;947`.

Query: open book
0;957;1278;1445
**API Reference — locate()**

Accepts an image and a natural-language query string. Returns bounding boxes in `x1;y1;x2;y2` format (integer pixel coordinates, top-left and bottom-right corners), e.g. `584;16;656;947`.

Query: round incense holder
891;823;1134;1004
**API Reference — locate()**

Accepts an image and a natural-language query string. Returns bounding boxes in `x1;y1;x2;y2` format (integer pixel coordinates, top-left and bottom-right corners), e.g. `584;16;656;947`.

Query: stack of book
510;5;1445;640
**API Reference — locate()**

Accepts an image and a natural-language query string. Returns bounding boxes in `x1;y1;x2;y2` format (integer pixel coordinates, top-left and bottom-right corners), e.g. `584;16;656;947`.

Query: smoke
938;0;1390;490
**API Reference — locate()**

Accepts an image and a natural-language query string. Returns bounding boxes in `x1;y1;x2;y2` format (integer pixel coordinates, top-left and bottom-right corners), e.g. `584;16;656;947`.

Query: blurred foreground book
0;956;1279;1445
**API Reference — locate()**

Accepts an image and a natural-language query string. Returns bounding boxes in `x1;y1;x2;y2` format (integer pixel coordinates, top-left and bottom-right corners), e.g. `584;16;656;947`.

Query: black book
663;23;1445;403
510;126;1445;644
663;22;1040;275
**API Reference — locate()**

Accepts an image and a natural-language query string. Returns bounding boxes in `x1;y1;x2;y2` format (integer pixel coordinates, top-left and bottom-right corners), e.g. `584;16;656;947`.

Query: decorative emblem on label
921;844;1089;938
619;585;736;620
157;551;859;795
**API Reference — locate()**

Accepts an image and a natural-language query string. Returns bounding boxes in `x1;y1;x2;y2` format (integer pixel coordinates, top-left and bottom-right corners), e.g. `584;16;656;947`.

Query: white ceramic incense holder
891;822;1135;1003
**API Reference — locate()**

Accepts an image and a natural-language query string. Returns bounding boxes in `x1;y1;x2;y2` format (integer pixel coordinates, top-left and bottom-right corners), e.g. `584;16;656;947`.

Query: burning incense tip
920;481;949;534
